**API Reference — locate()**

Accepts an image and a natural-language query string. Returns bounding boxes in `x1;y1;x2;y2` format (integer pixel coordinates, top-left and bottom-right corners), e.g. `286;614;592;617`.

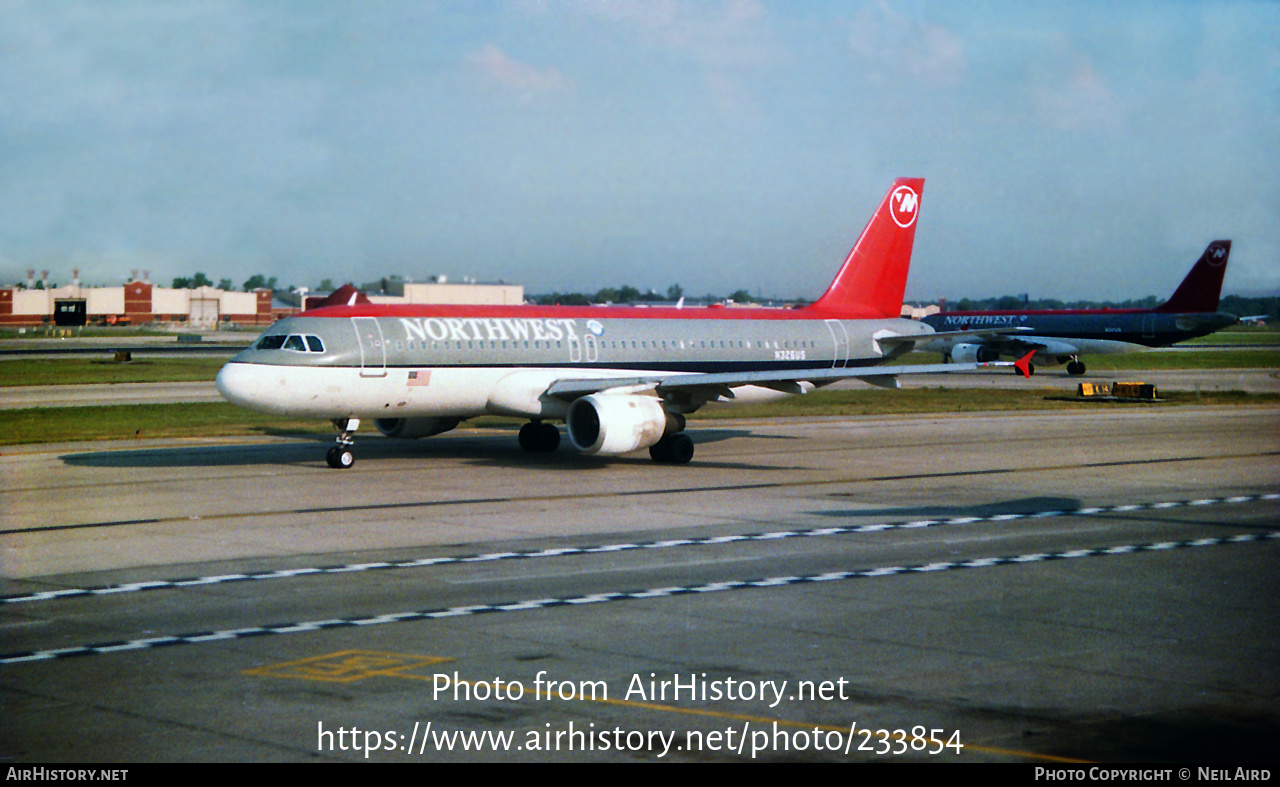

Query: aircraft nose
215;362;258;409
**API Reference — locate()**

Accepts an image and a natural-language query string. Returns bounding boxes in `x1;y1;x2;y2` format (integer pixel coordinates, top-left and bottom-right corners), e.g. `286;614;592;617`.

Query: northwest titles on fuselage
932;315;1025;327
399;316;581;344
926;313;1024;326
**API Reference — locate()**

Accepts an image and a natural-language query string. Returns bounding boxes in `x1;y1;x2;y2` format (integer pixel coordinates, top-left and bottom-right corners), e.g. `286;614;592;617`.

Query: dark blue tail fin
1155;241;1230;313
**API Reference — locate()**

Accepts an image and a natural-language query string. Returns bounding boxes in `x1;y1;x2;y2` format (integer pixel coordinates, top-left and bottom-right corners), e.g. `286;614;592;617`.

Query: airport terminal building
0;280;275;328
0;278;526;329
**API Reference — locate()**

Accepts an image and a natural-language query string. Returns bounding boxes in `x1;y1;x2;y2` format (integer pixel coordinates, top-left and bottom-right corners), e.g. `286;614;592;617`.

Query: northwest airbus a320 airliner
217;178;1025;468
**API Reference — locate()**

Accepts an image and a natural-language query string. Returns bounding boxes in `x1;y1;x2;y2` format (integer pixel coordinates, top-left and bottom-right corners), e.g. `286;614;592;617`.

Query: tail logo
890;185;919;228
1209;244;1228;266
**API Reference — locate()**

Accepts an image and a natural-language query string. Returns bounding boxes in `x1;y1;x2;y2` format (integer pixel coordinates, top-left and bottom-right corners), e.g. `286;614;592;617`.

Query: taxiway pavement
1;405;1277;763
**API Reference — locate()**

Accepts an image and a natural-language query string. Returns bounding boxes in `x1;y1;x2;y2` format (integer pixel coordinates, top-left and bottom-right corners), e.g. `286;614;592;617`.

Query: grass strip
2;389;1276;447
0;358;228;387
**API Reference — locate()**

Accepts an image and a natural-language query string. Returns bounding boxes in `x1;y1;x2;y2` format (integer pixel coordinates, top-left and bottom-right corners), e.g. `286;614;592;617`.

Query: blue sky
2;1;1277;302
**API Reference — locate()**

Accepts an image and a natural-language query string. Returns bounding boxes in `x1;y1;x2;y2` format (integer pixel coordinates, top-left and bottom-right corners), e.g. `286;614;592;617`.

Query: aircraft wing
543;328;1033;402
883;326;1031;346
544;358;1024;401
914;326;1055;357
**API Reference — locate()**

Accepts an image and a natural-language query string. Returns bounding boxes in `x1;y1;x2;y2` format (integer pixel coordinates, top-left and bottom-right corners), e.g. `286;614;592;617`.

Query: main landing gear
649;432;694;464
649;413;693;464
518;420;561;453
326;418;359;469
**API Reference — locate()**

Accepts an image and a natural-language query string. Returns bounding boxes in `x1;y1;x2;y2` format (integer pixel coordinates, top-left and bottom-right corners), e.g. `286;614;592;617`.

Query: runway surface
1;405;1277;763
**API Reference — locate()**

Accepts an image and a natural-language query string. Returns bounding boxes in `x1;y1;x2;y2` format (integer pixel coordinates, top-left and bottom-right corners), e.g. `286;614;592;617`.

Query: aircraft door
352;317;388;378
824;320;850;368
1142;314;1157;340
567;333;599;364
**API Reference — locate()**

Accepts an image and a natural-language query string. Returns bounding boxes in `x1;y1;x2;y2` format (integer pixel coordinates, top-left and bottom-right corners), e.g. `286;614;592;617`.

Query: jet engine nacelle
566;394;675;455
375;417;462;439
950;342;1002;364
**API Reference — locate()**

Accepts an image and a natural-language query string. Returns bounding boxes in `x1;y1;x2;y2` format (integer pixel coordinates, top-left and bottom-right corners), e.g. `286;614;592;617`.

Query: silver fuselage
217;307;932;419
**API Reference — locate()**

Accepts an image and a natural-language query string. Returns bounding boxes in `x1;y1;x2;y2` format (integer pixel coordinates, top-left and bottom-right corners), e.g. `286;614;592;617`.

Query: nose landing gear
326;418;359;468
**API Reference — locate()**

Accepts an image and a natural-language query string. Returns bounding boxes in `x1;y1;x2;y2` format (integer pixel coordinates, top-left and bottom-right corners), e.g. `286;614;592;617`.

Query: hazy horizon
3;1;1277;302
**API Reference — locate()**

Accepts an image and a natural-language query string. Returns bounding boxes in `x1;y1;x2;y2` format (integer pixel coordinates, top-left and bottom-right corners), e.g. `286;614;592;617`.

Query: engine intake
375;417;462;439
950;342;1002;364
566;394;676;455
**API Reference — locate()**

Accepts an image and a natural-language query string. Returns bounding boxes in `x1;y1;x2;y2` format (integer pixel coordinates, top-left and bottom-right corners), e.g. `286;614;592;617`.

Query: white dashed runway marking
2;493;1276;666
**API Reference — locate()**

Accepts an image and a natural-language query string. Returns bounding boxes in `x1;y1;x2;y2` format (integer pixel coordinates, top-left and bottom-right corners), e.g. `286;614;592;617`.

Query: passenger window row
392;339;818;352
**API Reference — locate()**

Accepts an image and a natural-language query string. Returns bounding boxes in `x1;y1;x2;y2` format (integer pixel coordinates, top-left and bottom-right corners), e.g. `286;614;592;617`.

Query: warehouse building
0;279;276;328
2;276;525;329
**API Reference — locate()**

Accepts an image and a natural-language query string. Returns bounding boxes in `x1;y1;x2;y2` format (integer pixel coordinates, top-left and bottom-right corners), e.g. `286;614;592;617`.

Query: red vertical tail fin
807;177;924;318
1154;240;1231;313
308;283;371;310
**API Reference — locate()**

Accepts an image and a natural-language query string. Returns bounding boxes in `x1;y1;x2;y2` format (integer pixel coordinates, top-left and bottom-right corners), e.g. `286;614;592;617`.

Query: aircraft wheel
326;446;355;469
1067;361;1086;375
518;422;539;451
650;433;694;464
666;434;694;464
519;422;560;452
538;422;561;452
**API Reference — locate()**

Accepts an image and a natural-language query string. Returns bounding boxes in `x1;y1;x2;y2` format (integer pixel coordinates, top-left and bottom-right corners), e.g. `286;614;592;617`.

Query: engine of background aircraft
949;342;1002;364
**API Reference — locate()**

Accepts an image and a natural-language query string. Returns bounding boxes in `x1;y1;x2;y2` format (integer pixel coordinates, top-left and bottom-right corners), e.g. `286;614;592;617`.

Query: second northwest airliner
920;240;1237;375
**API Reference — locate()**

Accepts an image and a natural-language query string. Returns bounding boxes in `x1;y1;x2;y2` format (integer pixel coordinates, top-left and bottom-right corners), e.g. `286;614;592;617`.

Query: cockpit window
256;333;325;353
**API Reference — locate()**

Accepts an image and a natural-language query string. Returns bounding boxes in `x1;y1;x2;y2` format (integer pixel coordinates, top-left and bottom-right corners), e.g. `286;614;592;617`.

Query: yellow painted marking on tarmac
243;650;452;683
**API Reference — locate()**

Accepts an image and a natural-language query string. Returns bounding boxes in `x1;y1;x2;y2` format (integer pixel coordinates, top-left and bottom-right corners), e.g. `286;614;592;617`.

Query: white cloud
467;43;574;101
557;0;779;116
1032;54;1124;132
572;0;770;64
848;2;966;87
0;1;1274;298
